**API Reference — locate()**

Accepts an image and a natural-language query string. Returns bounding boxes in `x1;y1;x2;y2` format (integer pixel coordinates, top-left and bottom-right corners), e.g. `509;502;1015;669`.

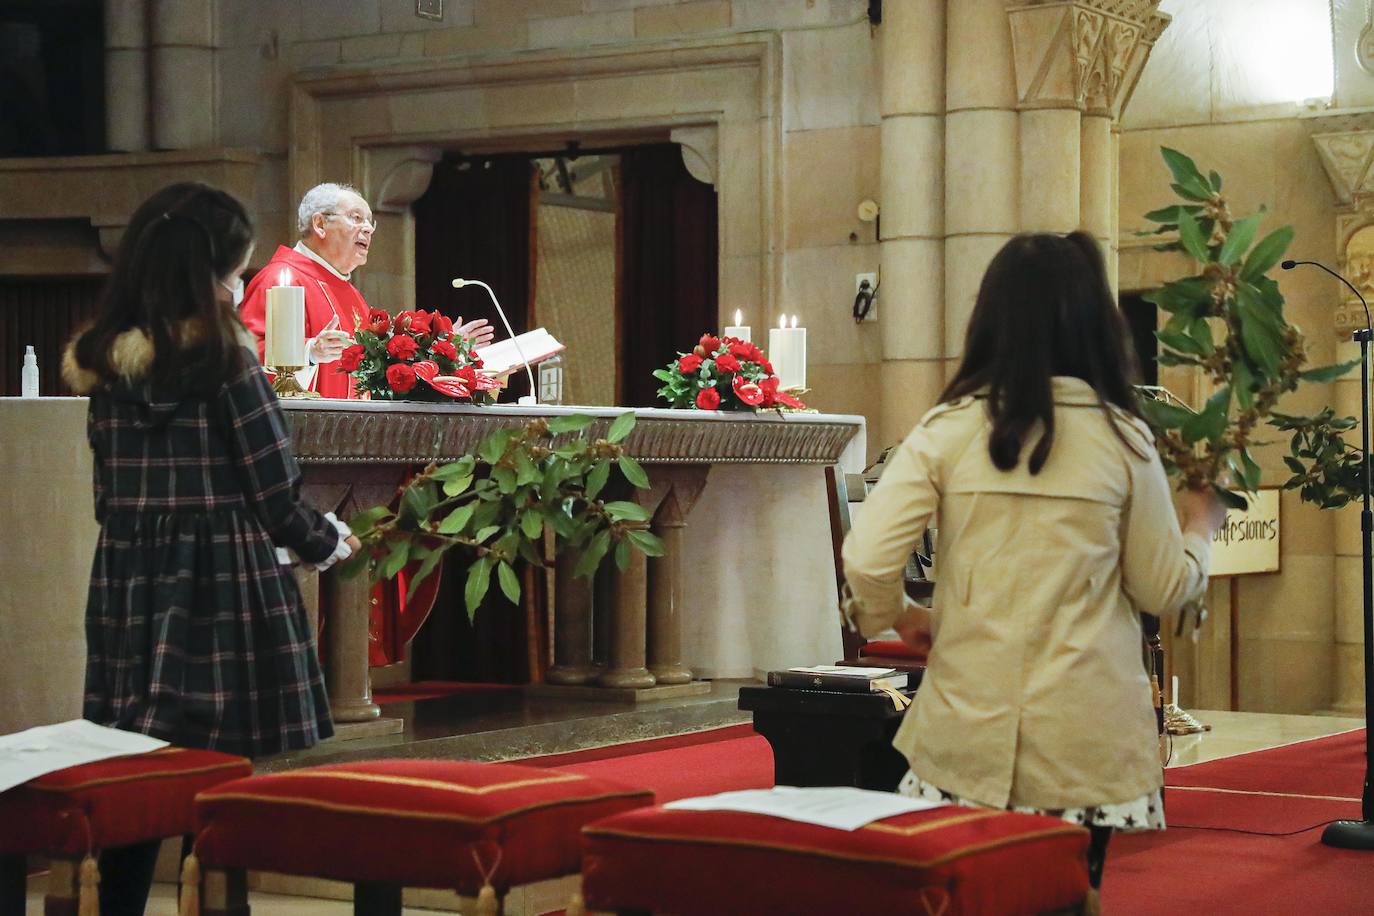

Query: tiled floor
24;708;1365;914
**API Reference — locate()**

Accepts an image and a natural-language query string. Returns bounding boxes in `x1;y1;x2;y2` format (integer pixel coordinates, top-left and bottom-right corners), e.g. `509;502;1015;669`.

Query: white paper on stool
0;719;169;794
664;785;941;831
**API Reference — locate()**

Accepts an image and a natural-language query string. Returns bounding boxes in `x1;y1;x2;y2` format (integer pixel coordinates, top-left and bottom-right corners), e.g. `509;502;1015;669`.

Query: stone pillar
1020;108;1081;232
598;521;657;690
598;480;669;690
104;0;148;152
944;0;1020;366
546;549;597;685
323;564;382;721
149;0;215;149
1310;126;1374;714
877;0;946;444
1080;114;1114;245
646;468;709;685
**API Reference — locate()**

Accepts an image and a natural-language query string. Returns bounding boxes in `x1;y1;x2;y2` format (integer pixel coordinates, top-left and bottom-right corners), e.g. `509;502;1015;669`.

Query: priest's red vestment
240;245;368;399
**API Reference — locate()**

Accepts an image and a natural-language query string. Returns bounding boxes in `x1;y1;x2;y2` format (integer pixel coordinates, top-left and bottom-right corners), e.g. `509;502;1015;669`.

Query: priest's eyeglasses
323;211;377;231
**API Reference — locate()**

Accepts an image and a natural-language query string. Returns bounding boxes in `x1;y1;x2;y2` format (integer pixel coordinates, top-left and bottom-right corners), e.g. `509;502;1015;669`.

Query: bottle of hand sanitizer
21;345;39;398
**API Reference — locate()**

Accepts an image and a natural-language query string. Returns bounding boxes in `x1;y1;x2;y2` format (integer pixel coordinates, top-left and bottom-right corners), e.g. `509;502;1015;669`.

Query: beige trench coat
842;377;1210;810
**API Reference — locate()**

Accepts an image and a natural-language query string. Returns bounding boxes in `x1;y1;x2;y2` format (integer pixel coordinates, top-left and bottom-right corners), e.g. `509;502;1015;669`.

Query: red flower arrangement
654;333;806;411
344;308;501;402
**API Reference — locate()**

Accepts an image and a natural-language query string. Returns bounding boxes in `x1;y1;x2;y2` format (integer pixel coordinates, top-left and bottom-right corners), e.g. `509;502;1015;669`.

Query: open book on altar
479;327;565;378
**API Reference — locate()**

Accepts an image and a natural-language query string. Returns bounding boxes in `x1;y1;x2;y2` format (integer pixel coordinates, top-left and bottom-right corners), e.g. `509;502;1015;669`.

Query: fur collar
62;321;257;395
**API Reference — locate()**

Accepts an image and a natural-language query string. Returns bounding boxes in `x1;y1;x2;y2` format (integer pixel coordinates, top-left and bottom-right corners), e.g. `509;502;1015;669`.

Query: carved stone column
303;469;398;724
149;0;215;149
1006;0;1170;272
104;0;149;152
647;467;710;684
1310;119;1374;714
546;547;597;685
878;0;947;444
945;0;1020;364
598;478;670;689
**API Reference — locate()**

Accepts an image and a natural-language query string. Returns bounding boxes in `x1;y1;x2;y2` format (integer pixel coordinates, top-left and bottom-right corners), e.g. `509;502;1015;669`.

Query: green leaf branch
1140;148;1358;509
338;413;664;617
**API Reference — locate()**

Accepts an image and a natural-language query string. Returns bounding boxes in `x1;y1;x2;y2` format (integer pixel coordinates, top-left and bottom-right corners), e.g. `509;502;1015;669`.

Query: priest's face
312;190;375;275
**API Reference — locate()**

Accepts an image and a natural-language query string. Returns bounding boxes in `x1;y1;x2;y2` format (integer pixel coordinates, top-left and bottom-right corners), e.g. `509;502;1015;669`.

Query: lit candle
767;314;807;390
265;269;306;367
723;309;751;342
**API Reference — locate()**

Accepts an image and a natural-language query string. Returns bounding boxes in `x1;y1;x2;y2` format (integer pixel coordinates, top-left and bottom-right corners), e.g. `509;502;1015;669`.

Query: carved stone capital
1005;0;1169;118
1309;129;1374;336
1312;129;1374;210
365;146;443;214
669;126;717;187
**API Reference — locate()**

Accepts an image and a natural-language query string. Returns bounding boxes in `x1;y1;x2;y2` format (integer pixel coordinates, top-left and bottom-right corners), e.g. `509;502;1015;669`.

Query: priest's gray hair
297;183;363;236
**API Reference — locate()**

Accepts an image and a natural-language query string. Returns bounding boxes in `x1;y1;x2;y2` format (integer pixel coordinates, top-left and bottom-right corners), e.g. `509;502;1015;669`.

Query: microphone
1282;259;1372;336
451;277;537;406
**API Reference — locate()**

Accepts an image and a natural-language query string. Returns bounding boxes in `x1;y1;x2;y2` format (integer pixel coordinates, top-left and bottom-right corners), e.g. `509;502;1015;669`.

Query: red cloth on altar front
239;245;367;399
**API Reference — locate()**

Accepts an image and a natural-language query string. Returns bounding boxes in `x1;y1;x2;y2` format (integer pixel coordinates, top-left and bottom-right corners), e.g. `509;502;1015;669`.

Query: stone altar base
254;679;752;774
331;717;404;740
524;681;713;704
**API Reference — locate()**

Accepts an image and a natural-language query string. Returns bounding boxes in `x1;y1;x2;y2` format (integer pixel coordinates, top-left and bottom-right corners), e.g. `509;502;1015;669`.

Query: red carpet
370;680;520;704
1104;729;1370;916
520;724;1371;914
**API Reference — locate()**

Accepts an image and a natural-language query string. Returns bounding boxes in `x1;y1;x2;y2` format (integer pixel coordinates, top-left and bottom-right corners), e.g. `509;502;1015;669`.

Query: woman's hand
1180;486;1228;539
344;535;362;555
893;605;934;655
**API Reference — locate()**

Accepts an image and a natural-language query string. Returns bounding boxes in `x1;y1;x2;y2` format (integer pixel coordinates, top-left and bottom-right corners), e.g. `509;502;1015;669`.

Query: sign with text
1208;488;1280;578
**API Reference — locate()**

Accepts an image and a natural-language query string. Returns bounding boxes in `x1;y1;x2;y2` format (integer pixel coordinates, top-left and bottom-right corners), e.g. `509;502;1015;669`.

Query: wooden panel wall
0;278;104;396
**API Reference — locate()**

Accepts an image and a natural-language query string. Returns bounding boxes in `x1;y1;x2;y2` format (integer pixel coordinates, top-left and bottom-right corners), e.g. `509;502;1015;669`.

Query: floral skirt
897;770;1165;832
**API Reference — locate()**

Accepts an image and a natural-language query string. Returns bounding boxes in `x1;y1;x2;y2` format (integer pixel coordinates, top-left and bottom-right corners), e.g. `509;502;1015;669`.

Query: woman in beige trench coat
842;232;1228;895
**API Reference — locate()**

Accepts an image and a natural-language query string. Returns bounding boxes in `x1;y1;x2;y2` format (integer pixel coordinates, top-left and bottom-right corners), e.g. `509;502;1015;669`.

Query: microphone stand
1284;259;1374;849
452;278;537;406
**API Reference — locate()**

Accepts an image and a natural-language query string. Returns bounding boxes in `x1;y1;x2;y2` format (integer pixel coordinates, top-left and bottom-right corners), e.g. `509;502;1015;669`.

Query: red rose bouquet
654;333;806;411
343;308;501;402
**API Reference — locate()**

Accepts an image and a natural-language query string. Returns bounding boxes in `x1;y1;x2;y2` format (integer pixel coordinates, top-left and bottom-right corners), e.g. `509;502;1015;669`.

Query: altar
0;397;865;736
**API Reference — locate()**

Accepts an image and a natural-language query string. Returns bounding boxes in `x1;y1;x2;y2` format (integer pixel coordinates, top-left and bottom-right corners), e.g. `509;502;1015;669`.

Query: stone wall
1117;0;1362;715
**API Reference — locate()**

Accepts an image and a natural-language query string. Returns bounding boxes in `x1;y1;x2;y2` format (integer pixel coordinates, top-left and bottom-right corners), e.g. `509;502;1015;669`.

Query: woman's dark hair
75;182;255;392
940;231;1145;474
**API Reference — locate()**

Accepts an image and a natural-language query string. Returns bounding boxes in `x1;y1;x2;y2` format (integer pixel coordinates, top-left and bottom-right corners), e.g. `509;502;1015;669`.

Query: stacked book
766;665;908;694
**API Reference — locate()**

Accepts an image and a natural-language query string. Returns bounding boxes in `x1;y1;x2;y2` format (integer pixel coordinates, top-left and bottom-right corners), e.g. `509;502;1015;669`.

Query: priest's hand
307;314;352;364
456;317;495;350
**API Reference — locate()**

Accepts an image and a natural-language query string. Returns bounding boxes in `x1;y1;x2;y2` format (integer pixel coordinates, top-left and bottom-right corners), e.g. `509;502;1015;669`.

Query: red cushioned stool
192;759;653;915
0;747;251;915
581;803;1092;916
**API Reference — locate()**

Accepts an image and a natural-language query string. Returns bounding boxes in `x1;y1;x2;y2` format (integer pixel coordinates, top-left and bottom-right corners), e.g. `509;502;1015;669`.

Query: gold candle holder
270;367;320;399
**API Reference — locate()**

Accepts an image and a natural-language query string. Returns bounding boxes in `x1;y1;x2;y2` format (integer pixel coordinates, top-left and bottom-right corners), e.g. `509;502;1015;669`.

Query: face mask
220;276;245;307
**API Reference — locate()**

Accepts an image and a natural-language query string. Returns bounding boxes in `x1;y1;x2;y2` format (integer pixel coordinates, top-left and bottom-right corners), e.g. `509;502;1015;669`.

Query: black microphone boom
1284;258;1374;850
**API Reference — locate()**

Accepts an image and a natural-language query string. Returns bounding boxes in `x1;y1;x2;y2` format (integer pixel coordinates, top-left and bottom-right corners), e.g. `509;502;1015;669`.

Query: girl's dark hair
75;182;255;392
940;231;1145;474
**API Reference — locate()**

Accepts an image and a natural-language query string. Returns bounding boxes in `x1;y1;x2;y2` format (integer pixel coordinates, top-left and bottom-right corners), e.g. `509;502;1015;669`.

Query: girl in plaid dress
62;183;360;913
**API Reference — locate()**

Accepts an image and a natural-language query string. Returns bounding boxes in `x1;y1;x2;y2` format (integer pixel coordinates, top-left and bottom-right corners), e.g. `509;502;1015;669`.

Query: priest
239;182;493;397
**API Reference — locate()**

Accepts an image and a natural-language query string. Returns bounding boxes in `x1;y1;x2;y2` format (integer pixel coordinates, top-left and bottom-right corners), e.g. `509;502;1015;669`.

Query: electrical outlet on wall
855;272;878;322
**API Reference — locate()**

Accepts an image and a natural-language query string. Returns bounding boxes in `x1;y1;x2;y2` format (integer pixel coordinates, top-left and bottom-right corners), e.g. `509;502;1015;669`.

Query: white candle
768;314;807;390
1172;675;1179;708
723;308;751;342
265;270;306;366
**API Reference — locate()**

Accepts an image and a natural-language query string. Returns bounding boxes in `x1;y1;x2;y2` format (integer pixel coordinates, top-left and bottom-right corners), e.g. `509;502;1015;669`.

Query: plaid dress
79;345;338;758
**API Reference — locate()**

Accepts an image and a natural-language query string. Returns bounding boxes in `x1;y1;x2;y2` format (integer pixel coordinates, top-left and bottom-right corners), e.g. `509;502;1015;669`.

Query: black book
766;665;908;693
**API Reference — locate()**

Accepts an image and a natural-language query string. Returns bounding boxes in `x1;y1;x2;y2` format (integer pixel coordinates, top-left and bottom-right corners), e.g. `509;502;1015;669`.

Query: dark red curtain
410;155;538;683
618;144;719;407
0;277;104;396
